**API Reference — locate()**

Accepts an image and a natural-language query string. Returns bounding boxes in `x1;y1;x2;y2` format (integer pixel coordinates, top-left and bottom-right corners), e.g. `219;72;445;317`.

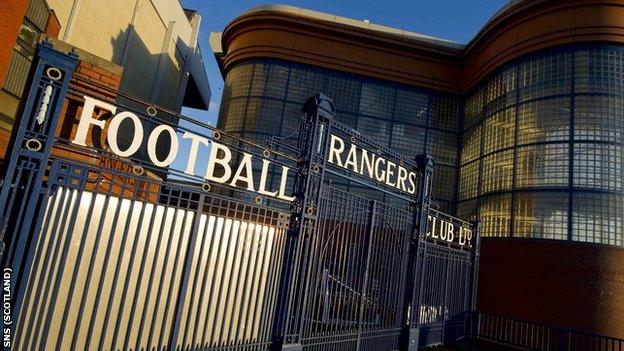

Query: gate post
0;40;77;272
400;153;435;351
270;94;335;351
469;220;481;337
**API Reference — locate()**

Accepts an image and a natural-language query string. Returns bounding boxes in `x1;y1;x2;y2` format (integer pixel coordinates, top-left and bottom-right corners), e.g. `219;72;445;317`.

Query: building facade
461;45;624;245
0;0;61;158
0;0;211;163
49;0;210;112
213;0;624;336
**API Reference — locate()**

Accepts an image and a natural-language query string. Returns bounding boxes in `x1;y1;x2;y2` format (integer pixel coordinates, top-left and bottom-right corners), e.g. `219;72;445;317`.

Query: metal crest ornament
25;138;42;152
35;84;53;125
146;105;157;116
131;164;144;176
45;67;62;80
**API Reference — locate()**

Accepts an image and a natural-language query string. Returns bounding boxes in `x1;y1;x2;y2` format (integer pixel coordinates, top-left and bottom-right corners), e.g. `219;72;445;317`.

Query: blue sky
179;0;509;124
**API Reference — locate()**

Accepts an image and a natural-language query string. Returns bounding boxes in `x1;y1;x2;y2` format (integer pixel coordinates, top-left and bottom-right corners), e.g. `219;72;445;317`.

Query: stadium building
211;0;624;336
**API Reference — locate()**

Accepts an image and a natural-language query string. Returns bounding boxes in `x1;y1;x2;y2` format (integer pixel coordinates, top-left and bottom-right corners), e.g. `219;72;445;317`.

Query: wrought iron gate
298;187;412;350
0;42;479;351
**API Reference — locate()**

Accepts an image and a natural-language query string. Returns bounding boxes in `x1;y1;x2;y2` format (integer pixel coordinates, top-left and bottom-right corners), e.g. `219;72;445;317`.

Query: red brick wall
0;1;63;163
72;61;122;98
0;3;62;88
0;130;11;165
477;238;624;338
55;60;121;157
45;9;61;39
0;0;30;85
0;10;26;163
0;0;29;87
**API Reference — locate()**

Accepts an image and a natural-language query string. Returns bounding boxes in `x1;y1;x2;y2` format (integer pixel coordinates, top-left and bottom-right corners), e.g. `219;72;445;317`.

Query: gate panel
0;45;481;351
301;186;371;350
300;185;412;351
15;162;196;351
14;158;290;351
174;204;286;350
359;202;412;350
412;209;477;349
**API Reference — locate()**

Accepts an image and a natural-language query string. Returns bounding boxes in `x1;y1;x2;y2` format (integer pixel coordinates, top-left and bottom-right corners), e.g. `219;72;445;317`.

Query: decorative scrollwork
132;165;144;176
45;67;62;81
25;138;42;152
146;106;157;117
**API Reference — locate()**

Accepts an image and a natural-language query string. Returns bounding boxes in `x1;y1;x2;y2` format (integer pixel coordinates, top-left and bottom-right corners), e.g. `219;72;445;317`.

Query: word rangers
327;134;418;196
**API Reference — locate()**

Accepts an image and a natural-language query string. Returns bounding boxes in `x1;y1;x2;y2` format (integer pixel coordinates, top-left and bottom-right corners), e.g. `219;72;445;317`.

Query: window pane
265;63;289;99
391;123;425;156
430;95;461;132
514;192;568;239
426;129;458;165
464;88;483;130
480;194;512;237
459;161;479;200
485;68;516;114
249;62;267;96
573;143;622;191
572;193;622;245
460;124;481;165
433;166;457;201
575;95;624;143
518;52;572;101
283;102;305;140
482;150;514;193
218;98;246;134
357;116;391;146
517;98;570;145
458;199;479;222
287;67;325;102
325;74;361;113
483;107;515;154
394;89;428;125
223;64;253;99
359;83;394;118
515;144;569;188
575;49;624;95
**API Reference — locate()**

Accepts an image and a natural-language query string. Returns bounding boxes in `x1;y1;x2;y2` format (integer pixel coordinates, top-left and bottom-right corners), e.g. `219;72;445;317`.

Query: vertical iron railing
0;41;78;332
400;154;436;350
472;312;624;351
469;220;481;336
270;94;336;350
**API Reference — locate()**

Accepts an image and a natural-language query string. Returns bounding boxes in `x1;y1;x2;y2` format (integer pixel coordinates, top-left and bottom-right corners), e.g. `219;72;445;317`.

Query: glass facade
218;60;462;213
459;45;624;246
217;44;624;247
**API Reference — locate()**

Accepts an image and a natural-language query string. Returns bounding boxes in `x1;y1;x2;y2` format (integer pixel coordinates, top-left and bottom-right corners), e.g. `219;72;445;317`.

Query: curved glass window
218;45;624;246
459;45;624;245
218;59;462;208
513;192;568;240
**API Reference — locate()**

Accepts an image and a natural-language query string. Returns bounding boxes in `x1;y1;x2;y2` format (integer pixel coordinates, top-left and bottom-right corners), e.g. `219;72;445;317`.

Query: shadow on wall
477;237;624;338
62;25;193;177
109;24;190;112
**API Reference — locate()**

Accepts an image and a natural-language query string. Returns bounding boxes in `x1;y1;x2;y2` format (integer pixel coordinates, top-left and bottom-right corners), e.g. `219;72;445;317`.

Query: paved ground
428;338;526;351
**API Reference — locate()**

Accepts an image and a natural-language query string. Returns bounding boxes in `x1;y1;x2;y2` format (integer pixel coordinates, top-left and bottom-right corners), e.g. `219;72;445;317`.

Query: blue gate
0;42;479;351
